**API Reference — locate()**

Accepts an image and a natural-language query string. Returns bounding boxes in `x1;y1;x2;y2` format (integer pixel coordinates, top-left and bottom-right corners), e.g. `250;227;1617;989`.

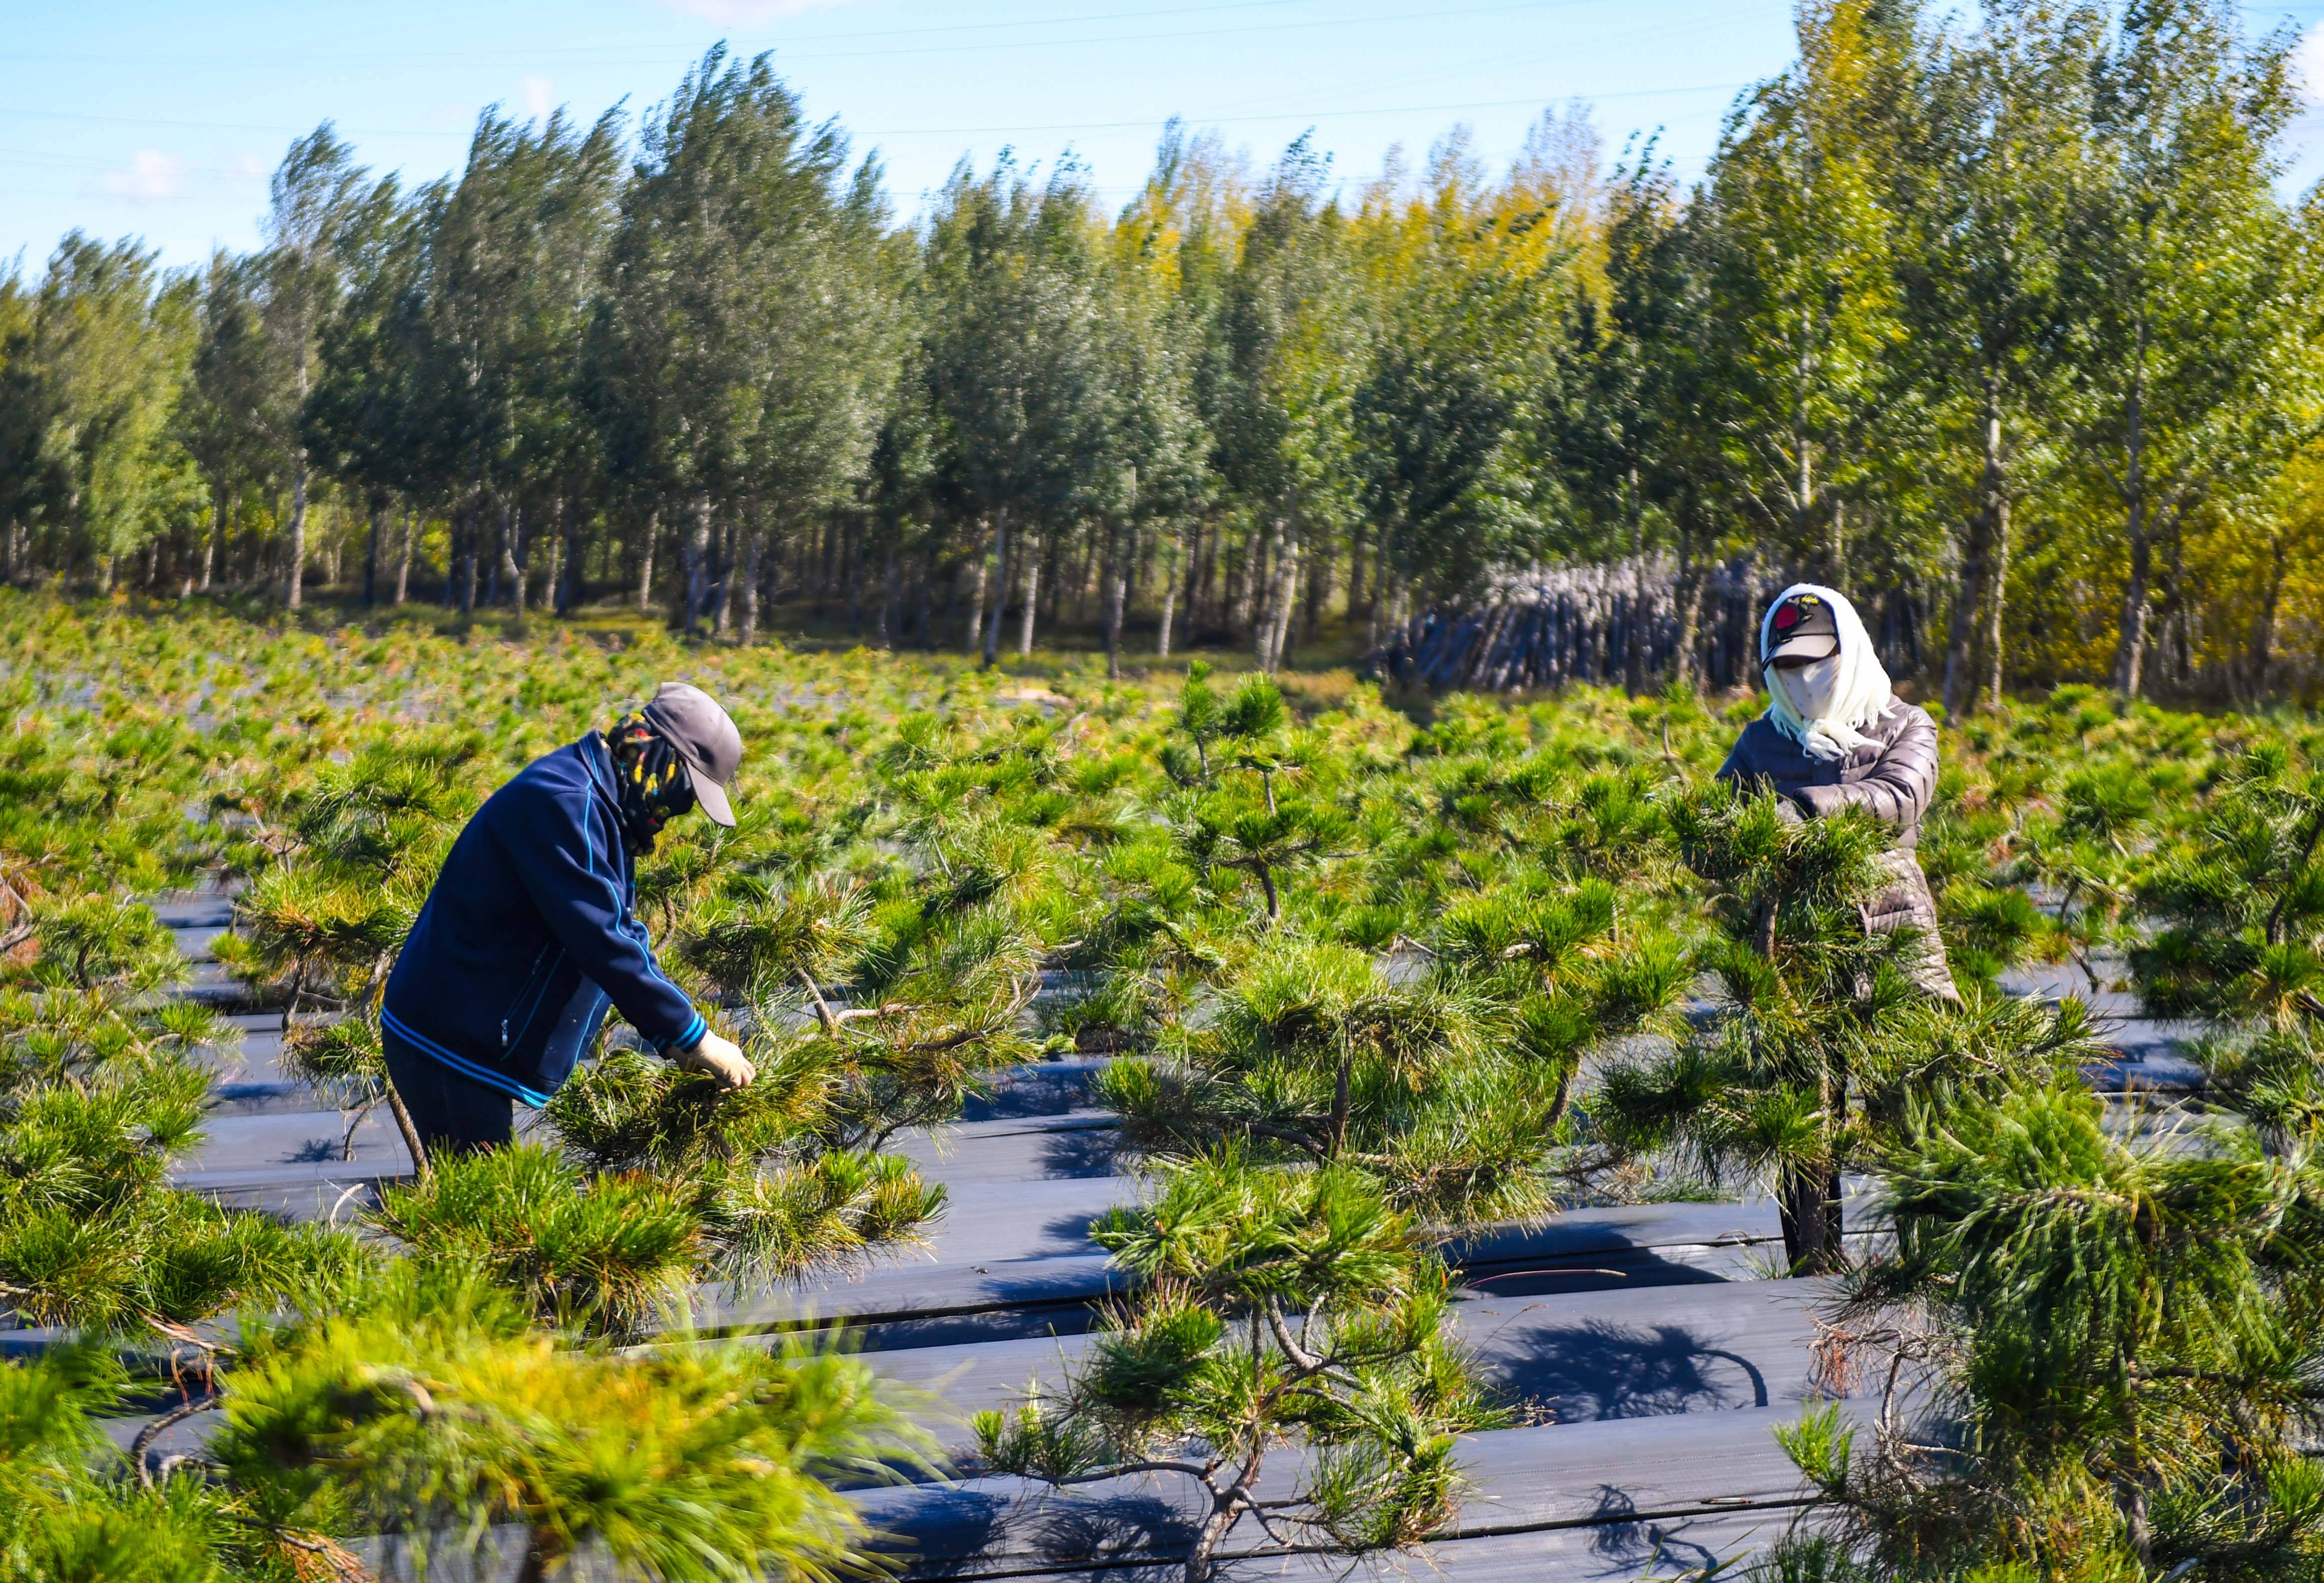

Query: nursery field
4;592;2324;1583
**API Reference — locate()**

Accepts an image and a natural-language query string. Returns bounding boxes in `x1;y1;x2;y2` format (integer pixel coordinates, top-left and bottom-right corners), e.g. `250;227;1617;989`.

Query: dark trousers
382;1027;514;1160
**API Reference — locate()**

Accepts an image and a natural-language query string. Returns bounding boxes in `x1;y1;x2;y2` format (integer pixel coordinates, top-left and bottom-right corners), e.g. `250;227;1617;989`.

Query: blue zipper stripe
383;1007;554;1109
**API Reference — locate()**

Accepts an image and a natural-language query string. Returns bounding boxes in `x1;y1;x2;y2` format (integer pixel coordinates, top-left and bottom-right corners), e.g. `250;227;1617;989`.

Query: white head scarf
1758;583;1893;762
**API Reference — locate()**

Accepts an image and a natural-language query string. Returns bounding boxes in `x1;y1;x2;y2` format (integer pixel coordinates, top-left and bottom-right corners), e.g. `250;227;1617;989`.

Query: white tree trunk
983;507;1011;669
1157;532;1179;659
1017;534;1040;658
285;454;307;610
741;530;764;646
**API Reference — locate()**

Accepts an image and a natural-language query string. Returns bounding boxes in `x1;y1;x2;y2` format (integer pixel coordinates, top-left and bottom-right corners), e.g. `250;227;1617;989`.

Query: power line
859;81;1749;137
0;79;1754;147
0;0;1333;64
0;0;1737;69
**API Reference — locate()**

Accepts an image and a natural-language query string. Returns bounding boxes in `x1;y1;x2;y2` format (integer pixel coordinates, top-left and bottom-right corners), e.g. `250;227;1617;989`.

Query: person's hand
1775;796;1806;826
671;1029;755;1090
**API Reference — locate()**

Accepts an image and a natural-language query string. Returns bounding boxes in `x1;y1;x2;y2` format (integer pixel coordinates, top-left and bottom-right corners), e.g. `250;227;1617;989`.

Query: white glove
670;1029;756;1090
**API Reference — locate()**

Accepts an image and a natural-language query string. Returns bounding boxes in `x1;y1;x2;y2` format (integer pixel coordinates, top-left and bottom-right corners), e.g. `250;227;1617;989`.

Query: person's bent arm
497;780;706;1051
1717;733;1804;822
1791;705;1937;830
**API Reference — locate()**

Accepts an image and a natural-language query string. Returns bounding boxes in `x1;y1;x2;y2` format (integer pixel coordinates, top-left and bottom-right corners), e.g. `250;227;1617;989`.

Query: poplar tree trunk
1829;498;1847;595
394;507;413;606
1184;517;1207;636
879;547;899;651
1104;521;1127;679
1017;533;1040;658
685;498;712;634
1265;528;1300;673
966;529;990;651
558;495;582;615
1984;494;2011;711
1157;532;1179;659
740;530;764;645
285;454;308;610
635;511;657;611
2111;321;2152;698
501;503;525;618
201;493;220;591
714;515;736;638
1232;527;1259;639
459;513;478;615
2249;531;2287;699
1943;394;2005;717
983;507;1011;670
1624;475;1646;695
363;501;382;607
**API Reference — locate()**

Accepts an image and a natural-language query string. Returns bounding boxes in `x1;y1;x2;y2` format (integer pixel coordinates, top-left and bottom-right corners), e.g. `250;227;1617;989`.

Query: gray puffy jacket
1714;697;1939;847
1715;696;1956;997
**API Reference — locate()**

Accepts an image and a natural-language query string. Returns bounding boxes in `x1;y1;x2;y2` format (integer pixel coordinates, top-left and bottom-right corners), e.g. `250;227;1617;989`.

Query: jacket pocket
499;944;559;1049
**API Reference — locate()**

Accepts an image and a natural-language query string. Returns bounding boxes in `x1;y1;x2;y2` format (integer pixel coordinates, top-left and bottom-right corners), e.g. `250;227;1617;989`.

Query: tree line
2;0;2320;704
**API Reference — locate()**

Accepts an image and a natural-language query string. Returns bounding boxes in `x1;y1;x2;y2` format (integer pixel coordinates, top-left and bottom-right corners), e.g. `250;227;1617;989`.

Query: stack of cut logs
1370;558;1835;694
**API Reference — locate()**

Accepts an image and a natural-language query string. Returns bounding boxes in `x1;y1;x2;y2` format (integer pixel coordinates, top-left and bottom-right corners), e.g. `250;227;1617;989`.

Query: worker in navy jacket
381;682;755;1159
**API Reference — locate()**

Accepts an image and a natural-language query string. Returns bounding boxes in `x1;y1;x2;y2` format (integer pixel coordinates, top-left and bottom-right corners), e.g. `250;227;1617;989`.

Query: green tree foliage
3;19;2320;702
595;48;899;641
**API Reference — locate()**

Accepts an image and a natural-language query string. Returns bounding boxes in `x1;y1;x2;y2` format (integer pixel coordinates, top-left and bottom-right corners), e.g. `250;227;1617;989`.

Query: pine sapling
976;1160;1503;1583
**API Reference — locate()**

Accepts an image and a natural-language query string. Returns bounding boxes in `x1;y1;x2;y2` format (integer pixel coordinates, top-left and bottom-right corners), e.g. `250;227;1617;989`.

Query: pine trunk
1777;1165;1843;1276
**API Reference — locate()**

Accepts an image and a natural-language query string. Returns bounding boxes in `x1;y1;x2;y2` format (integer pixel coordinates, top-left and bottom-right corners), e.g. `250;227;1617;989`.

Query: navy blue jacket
382;732;706;1106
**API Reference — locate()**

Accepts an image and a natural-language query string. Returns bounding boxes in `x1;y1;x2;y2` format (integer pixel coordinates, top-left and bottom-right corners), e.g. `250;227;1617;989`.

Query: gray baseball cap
1763;591;1841;665
640;681;743;827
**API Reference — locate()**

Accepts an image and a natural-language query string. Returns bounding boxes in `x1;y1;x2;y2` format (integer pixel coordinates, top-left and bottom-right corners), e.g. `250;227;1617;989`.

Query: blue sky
6;0;2324;272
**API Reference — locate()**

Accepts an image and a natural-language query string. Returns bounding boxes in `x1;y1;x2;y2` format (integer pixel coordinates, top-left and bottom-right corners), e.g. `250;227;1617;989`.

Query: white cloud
656;0;855;24
523;73;555;121
2299;21;2324;103
100;150;188;201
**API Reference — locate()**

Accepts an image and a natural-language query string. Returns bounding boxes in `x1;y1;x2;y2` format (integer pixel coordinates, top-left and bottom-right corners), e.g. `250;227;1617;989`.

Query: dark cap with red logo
1764;592;1841;665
